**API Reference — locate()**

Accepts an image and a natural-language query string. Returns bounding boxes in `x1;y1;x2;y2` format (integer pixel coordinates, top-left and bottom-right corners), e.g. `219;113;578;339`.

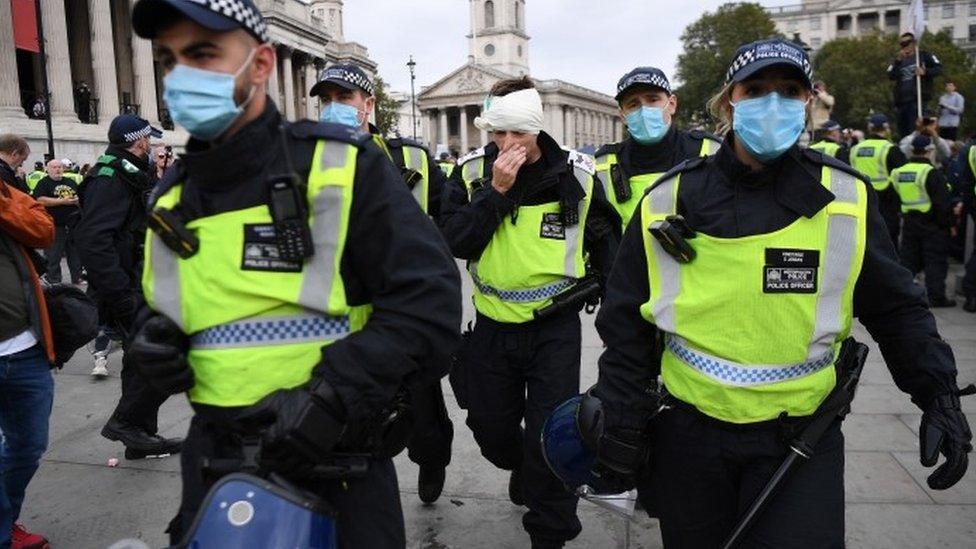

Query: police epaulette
801;148;869;184
387;136;427;151
643;156;706;196
458;146;486;166
688;128;722;144
288;120;370;146
593;142;622;159
567;149;596;175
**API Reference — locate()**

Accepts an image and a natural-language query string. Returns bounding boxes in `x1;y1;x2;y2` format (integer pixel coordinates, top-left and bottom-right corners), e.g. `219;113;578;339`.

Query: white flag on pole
905;0;926;39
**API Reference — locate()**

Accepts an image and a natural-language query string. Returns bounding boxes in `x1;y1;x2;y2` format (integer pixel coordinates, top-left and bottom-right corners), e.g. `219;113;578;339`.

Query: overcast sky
344;0;792;96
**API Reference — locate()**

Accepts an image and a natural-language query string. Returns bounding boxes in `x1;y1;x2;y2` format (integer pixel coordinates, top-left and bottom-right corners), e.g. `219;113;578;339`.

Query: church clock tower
469;0;529;76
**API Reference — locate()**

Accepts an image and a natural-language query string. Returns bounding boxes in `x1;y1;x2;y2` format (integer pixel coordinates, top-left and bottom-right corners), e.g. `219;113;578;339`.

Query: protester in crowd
888;32;942;138
152;145;173;180
30;97;46;120
900;116;952;168
938;80;965;141
811;80;835;129
32;159;84;285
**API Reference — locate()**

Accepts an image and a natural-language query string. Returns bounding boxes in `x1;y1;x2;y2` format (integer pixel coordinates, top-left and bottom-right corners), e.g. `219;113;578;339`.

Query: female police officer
588;39;972;548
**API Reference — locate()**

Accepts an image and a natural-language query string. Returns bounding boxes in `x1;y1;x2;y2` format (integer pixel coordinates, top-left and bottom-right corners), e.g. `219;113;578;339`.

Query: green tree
673;2;781;127
814;30;975;137
373;75;401;137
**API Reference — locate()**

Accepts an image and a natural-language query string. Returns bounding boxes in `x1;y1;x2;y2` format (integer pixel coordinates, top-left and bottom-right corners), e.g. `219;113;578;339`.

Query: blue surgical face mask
731;92;807;163
625;106;670;145
163;49;257;141
319;101;363;127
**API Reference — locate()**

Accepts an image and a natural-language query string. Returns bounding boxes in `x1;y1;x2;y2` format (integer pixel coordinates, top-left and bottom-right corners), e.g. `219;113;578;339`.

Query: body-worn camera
648;214;696;263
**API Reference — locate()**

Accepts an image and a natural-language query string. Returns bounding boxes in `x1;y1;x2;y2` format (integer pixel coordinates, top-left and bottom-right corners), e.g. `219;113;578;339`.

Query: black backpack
43;283;99;367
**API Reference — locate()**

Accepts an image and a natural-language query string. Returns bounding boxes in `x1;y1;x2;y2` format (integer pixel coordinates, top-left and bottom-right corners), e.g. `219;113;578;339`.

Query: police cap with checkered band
132;0;270;44
108;114;163;145
725;38;813;90
614;67;672;102
309;63;375;97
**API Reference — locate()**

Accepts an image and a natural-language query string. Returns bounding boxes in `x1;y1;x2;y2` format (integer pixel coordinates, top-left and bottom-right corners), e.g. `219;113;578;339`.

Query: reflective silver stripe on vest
463;158;482;185
150;231;183;329
298;144;350;312
190;314;350;350
646;176;680;332
404;146;426;206
564;166;592;277
667;335;835;387
808;169;858;359
470;264;575;303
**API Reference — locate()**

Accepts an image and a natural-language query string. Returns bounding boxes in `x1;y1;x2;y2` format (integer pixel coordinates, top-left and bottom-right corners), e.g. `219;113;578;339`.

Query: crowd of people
0;2;974;549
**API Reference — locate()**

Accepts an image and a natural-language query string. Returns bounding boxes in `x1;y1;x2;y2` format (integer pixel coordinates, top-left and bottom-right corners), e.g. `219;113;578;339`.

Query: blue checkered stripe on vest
666;336;835;387
471;274;576;303
191;315;350;349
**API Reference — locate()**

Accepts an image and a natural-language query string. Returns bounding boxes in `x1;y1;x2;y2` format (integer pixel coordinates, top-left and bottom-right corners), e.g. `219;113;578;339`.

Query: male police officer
127;1;461;545
438;153;456;177
892;135;958;307
441;76;620;549
595;67;720;231
310;63;456;504
810;119;850;164
958;138;976;312
850;113;906;246
74;114;181;458
25;161;45;192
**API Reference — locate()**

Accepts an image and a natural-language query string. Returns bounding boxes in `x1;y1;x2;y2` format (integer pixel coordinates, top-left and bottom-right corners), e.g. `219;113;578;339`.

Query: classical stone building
418;0;622;155
0;0;374;165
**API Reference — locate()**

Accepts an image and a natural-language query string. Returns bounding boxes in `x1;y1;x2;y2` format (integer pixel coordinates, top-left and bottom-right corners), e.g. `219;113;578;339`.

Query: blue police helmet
541;394;618;494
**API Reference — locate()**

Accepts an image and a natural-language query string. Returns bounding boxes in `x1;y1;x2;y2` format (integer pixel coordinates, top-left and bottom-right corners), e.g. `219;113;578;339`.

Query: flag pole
915;43;923;120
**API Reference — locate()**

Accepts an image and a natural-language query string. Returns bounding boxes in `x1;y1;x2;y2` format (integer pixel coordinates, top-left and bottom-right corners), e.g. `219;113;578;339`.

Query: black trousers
462;311;582;546
899;221;950;299
896;102;918;139
45;224;83;283
963;211;976;298
111;341;169;434
878;189;902;249
169;415;406;548
643;407;845;549
406;381;454;470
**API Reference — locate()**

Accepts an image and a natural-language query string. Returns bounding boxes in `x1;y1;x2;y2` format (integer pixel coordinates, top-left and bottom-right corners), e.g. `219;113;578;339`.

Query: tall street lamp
407;55;418;140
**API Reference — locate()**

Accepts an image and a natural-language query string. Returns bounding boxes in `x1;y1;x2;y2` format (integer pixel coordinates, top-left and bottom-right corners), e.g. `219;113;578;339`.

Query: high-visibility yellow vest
967;145;976;196
142;138;370;406
850;138;894;191
63;172;83;185
639;166;867;423
26;170;45;191
595;138;719;230
457;148;596;323
438;162;455;177
372;134;430;213
810;140;841;158
891;162;934;214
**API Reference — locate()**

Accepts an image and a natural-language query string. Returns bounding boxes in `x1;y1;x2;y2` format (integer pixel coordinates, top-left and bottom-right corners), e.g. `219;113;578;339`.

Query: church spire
468;0;529;76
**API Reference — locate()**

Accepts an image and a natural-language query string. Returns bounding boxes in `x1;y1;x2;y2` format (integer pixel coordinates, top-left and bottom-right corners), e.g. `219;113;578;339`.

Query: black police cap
109;114;163;144
726;39;813;89
132;0;269;43
615;67;672;101
309;63;374;97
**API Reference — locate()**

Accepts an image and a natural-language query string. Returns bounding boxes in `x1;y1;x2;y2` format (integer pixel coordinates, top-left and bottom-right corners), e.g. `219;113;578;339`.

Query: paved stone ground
16;265;976;548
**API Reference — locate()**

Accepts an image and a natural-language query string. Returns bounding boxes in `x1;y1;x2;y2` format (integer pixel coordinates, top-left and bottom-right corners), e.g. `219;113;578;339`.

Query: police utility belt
148;173;314;263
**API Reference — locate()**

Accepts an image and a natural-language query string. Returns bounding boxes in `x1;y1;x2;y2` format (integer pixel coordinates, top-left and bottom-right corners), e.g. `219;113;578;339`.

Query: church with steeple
417;0;620;155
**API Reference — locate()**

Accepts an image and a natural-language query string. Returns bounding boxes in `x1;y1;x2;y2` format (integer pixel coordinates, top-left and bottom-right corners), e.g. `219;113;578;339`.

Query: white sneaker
91;354;109;378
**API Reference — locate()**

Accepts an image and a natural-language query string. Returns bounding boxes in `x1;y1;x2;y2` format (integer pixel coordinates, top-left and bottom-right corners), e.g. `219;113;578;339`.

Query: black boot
417;466;446;504
124;436;183;460
964;295;976;313
508;467;524;506
929;295;957;308
102;417;181;458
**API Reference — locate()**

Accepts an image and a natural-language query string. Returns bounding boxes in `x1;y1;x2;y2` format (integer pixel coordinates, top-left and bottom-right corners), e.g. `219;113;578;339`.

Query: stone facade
0;0;374;166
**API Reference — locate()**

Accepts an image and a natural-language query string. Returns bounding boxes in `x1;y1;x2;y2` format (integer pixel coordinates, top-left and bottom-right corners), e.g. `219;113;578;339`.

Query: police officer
25;161;45;192
127;1;460;545
809;119;850;163
589;39;971;548
849;113;906;246
595;67;720;231
892;135;958;307
957;139;976;312
441;76;620;549
73;114;181;459
438;152;456;177
310;63;456;504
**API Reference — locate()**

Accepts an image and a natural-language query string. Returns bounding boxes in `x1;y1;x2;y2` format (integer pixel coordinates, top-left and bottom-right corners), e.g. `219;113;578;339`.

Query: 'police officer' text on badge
763;248;819;294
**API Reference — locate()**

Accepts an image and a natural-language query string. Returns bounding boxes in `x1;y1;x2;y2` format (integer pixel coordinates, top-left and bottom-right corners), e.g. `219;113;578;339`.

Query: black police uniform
872;137;908;247
368;125;456;493
74;145;172;439
440;131;620;547
898;158;956;303
953;144;976;309
592;137;962;548
159;102;462;547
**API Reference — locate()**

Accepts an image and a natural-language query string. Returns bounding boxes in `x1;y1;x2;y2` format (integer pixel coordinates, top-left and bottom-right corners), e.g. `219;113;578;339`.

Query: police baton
721;339;869;549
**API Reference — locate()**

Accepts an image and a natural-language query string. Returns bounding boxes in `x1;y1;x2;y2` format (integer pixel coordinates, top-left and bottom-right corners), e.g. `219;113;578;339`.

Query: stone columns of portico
459;106;469;153
267;45;281;108
40;0;77;119
439;109;449;148
281;47;295;120
0;0;25;118
130;0;158;123
89;0;119;124
304;59;318;118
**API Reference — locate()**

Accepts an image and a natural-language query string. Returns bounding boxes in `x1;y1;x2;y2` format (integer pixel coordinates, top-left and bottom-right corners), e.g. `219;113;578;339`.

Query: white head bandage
474;88;544;134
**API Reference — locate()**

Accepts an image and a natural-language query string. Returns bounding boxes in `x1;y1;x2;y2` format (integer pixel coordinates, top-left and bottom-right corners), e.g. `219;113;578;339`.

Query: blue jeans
0;345;53;548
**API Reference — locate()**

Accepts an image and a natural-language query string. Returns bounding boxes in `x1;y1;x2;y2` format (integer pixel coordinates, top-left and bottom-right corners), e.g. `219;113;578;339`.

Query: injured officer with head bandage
438;76;621;549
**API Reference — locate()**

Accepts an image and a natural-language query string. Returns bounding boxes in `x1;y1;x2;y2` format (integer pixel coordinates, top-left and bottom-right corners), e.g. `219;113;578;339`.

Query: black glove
592;426;648;494
108;291;141;335
127;315;193;395
920;385;975;490
236;378;347;469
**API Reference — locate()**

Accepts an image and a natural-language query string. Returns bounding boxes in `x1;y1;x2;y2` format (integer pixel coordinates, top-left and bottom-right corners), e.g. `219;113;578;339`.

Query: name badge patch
540;213;566;240
242;224;302;273
763;248;819;294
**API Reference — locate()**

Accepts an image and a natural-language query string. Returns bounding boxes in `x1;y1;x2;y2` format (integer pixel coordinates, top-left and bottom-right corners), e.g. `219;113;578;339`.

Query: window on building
857;12;879;34
970;23;976;41
885;10;900;29
971;2;976;17
515;1;521;29
837;14;852;33
923;6;929;19
943;26;955;38
484;43;495;56
485;0;495;28
810;17;821;31
944;4;955;18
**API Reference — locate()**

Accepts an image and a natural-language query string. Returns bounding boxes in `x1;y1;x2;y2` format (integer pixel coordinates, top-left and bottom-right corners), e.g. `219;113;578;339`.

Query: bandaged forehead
474;88;544;134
